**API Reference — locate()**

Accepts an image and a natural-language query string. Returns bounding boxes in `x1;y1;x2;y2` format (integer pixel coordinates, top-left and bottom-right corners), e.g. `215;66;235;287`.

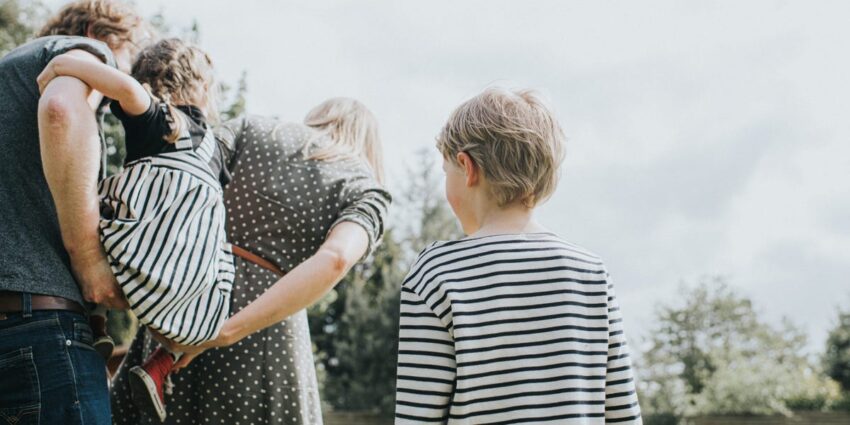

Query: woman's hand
148;321;240;371
172;351;202;371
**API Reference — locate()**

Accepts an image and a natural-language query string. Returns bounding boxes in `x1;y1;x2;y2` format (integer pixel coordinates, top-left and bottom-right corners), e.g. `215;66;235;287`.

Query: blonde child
394;88;642;424
38;38;234;422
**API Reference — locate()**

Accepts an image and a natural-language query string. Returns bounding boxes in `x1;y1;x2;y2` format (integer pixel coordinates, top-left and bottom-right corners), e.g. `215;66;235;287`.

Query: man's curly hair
38;0;143;49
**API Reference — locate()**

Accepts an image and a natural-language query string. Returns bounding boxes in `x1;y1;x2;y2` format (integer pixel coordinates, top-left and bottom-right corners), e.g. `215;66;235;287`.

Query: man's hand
71;243;128;309
38;74;117;308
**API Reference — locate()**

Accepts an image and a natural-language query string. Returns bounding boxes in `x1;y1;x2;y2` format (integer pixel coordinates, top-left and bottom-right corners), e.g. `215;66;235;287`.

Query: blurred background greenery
4;1;850;423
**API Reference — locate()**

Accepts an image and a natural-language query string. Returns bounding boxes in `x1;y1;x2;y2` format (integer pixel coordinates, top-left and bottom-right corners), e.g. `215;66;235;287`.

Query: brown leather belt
231;245;284;276
0;247;282;315
0;291;86;314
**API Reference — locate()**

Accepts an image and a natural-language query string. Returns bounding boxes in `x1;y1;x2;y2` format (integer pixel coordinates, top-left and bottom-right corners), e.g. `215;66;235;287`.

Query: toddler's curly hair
132;38;218;142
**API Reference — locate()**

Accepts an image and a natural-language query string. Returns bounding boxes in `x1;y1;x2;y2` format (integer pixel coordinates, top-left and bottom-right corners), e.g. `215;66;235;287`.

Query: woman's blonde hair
437;87;566;208
131;38;218;142
38;0;145;49
303;98;385;184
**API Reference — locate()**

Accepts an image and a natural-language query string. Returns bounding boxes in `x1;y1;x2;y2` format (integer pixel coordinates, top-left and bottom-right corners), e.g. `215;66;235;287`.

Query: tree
0;0;45;56
308;151;461;415
397;149;460;255
221;71;248;121
639;278;840;421
825;309;850;392
312;230;406;414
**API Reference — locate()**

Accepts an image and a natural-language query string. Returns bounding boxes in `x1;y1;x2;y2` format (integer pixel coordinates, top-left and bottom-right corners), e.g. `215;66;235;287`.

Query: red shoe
129;347;173;422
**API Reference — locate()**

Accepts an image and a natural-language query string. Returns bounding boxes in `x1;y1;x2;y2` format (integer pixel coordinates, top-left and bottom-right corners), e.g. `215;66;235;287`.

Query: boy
394;88;642;424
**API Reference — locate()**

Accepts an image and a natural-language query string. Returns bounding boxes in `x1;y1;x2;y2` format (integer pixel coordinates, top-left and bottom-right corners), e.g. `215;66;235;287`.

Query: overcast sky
46;0;850;353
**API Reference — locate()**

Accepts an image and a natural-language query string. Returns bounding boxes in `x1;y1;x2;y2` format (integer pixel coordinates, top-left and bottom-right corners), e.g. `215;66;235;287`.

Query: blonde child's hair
303;97;385;184
131;38;218;143
437;87;566;208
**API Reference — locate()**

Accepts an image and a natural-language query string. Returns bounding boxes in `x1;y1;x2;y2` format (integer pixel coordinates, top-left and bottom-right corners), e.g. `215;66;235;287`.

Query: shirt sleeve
604;273;643;424
329;177;392;259
395;286;456;424
41;36;116;68
214;116;250;172
111;99;171;163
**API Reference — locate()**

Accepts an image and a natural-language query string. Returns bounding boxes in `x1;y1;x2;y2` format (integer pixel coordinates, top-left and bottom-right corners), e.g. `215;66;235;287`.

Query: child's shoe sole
93;335;115;360
129;366;167;423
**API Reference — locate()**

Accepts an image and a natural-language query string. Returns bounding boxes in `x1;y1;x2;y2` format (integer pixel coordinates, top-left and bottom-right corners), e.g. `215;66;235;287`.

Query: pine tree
309;151;461;416
825;310;850;392
221;71;248;121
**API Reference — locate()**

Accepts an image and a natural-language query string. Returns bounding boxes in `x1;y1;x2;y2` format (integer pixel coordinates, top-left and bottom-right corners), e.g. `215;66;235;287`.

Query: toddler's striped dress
98;120;234;346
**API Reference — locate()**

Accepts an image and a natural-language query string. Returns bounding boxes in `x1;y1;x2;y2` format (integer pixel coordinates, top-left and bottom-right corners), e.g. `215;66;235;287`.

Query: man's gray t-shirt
0;36;115;305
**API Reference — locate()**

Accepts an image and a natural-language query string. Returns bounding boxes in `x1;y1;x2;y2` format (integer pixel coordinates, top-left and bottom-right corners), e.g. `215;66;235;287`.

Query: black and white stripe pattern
99;124;234;346
395;233;641;424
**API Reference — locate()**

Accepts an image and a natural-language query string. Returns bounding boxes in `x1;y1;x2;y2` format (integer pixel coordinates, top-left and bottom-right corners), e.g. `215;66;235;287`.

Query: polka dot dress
111;116;391;425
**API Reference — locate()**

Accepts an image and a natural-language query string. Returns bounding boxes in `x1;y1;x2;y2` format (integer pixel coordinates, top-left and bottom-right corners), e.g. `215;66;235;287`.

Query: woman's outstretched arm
166;221;369;368
224;221;368;342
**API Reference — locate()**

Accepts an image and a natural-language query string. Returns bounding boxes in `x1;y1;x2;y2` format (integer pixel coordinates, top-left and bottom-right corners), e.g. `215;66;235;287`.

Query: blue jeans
0;294;110;425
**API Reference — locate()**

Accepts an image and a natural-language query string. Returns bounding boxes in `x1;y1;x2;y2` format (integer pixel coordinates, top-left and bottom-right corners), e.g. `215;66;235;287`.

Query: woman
111;98;391;424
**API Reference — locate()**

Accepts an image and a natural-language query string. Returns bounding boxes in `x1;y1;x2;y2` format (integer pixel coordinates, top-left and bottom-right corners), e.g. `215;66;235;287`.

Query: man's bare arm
38;75;128;309
38;50;150;115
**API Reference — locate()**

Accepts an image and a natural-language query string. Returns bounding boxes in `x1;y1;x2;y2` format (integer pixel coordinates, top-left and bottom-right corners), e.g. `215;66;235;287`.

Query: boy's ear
456;152;479;187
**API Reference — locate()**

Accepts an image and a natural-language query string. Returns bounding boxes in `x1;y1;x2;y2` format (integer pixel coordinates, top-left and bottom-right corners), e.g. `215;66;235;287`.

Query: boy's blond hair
437;87;565;208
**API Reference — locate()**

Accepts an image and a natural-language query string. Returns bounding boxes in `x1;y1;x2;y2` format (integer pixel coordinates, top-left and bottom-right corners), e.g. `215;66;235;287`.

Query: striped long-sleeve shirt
395;233;642;424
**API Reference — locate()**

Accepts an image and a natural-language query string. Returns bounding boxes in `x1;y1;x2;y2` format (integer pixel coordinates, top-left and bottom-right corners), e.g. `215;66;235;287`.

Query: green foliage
311;231;406;414
309;151;461;416
106;307;138;346
638;278;841;421
182;19;201;44
397;150;460;254
784;376;842;411
103;113;127;176
642;413;679;425
0;0;45;56
831;392;850;411
148;10;170;36
221;71;248;122
691;358;838;416
824;310;850;392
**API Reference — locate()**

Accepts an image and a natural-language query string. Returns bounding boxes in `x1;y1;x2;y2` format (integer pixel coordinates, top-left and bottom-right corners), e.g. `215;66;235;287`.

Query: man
0;1;145;423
